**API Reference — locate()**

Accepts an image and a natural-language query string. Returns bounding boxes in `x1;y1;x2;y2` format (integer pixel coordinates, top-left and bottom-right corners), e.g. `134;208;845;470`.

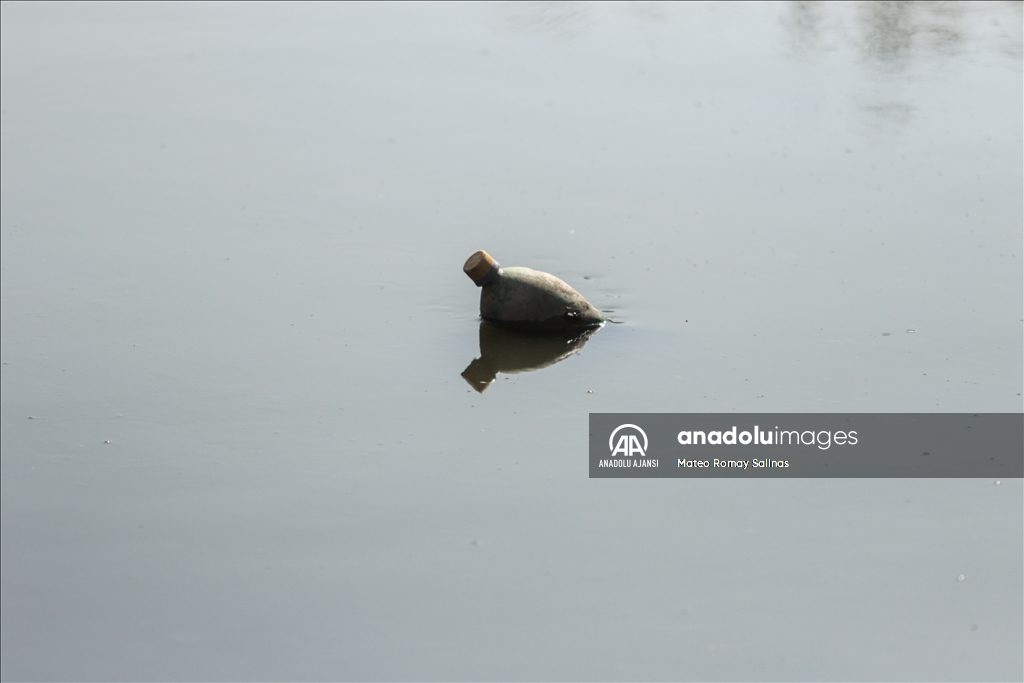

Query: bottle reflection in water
461;323;599;393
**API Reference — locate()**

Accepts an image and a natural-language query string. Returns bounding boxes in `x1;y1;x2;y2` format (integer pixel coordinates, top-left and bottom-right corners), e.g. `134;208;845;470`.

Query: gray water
2;2;1022;681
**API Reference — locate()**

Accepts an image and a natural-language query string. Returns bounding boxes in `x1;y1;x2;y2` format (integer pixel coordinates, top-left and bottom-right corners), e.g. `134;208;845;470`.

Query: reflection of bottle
461;323;598;392
464;250;605;331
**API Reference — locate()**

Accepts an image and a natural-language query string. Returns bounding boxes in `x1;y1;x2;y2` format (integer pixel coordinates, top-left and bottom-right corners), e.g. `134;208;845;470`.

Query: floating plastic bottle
463;250;605;331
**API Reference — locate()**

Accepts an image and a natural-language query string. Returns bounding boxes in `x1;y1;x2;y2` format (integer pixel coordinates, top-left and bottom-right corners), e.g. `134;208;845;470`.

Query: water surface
2;3;1022;681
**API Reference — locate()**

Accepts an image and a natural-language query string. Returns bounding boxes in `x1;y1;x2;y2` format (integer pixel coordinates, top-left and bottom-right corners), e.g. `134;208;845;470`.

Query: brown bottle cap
464;250;499;286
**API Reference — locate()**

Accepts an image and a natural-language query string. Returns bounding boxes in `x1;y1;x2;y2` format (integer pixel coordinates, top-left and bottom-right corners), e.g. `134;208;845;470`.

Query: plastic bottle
463;250;605;331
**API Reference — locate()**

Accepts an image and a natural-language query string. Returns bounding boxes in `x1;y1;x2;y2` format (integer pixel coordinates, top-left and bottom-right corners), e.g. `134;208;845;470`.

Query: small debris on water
587;390;593;394
995;480;1001;485
957;574;965;582
104;440;110;444
906;329;915;333
882;332;891;336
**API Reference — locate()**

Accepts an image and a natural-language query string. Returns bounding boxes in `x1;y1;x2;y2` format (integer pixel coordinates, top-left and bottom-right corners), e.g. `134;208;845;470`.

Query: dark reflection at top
781;1;1021;128
784;1;1021;70
858;1;965;70
461;322;599;393
783;1;827;54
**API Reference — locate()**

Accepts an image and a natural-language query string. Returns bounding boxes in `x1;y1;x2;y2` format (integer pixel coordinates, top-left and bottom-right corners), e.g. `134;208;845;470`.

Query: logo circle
609;424;648;453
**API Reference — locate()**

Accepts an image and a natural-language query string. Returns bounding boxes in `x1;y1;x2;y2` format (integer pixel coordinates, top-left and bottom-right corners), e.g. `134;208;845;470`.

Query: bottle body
464;251;605;332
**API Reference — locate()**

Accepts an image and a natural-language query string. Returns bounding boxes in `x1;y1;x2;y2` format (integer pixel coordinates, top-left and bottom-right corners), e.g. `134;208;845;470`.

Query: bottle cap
464;250;499;286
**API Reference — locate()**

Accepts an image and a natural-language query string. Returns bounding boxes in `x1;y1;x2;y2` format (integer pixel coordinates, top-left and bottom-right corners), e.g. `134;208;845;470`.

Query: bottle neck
476;263;500;287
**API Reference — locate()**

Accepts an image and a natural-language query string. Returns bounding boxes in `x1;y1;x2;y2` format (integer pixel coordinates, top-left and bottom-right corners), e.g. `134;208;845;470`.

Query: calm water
2;2;1022;681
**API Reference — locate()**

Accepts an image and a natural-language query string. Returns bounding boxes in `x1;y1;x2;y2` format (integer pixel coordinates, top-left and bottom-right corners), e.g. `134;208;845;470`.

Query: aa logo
609;424;648;457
